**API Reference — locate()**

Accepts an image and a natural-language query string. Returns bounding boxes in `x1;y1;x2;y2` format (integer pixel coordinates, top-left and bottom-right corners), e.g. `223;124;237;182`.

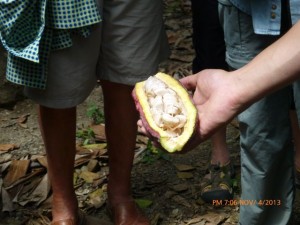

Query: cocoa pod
133;72;198;153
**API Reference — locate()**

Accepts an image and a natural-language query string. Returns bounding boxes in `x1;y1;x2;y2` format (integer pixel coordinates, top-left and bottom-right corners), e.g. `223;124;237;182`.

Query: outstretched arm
181;20;300;140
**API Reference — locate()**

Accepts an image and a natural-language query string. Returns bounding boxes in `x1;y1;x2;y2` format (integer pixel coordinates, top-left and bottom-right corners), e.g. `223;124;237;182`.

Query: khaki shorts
24;0;170;108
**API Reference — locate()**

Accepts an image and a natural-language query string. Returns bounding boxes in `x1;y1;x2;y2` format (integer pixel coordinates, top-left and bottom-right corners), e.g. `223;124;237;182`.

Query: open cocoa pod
132;72;198;153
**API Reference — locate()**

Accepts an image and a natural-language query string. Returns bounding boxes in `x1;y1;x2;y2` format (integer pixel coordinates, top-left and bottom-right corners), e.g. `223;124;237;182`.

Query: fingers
179;74;199;91
137;119;165;151
137;119;147;134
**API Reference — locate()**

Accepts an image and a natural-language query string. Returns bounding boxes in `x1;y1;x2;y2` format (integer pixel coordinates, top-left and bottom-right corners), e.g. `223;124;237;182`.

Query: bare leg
38;106;78;222
101;80;138;203
210;127;230;165
200;126;233;203
101;80;149;224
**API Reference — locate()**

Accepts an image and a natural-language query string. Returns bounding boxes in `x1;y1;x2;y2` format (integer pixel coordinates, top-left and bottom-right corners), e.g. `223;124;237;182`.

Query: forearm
232;20;300;109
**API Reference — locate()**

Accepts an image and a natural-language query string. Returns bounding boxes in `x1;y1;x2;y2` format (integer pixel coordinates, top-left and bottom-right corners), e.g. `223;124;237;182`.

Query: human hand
136;69;241;152
180;69;241;141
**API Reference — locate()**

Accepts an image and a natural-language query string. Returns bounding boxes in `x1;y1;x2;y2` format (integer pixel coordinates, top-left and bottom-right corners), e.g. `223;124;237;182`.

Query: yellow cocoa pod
132;72;198;153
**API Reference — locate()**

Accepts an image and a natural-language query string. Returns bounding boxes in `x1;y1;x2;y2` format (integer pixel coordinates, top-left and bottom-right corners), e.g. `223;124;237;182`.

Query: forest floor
1;1;300;224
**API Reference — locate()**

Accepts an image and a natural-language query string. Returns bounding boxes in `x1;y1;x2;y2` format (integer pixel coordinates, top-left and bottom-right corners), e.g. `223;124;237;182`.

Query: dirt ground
0;87;242;225
1;1;300;224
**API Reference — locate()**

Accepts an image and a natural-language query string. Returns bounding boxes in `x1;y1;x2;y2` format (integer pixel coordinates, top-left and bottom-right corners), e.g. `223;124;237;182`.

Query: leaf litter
1;0;300;224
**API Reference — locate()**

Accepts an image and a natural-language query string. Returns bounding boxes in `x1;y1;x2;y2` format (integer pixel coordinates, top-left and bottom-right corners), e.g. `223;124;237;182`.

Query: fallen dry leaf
79;171;102;183
88;188;106;208
171;183;189;192
3;159;30;187
17;174;50;207
86;159;99;172
136;135;149;145
5;168;45;190
202;211;228;224
0;143;19;153
1;187;14;212
75;154;95;167
32;174;51;206
174;164;195;172
0;157;12;169
17;114;29;124
12;114;30;129
185;217;206;225
83;143;107;150
36;156;48;168
171;195;191;208
176;172;194;179
90;124;106;141
14;175;44;206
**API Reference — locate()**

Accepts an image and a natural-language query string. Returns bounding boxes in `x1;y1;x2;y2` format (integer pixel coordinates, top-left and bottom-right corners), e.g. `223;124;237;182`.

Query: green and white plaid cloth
0;0;101;89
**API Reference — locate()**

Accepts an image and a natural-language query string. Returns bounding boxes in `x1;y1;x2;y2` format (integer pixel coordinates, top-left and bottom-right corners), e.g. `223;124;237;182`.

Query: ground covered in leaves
1;1;300;224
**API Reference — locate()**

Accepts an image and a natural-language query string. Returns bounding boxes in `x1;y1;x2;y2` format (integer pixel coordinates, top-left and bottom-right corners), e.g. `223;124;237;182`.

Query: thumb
179;74;199;91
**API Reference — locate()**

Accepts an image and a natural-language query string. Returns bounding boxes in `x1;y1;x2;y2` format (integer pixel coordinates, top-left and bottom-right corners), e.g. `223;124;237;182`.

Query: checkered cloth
0;0;101;89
